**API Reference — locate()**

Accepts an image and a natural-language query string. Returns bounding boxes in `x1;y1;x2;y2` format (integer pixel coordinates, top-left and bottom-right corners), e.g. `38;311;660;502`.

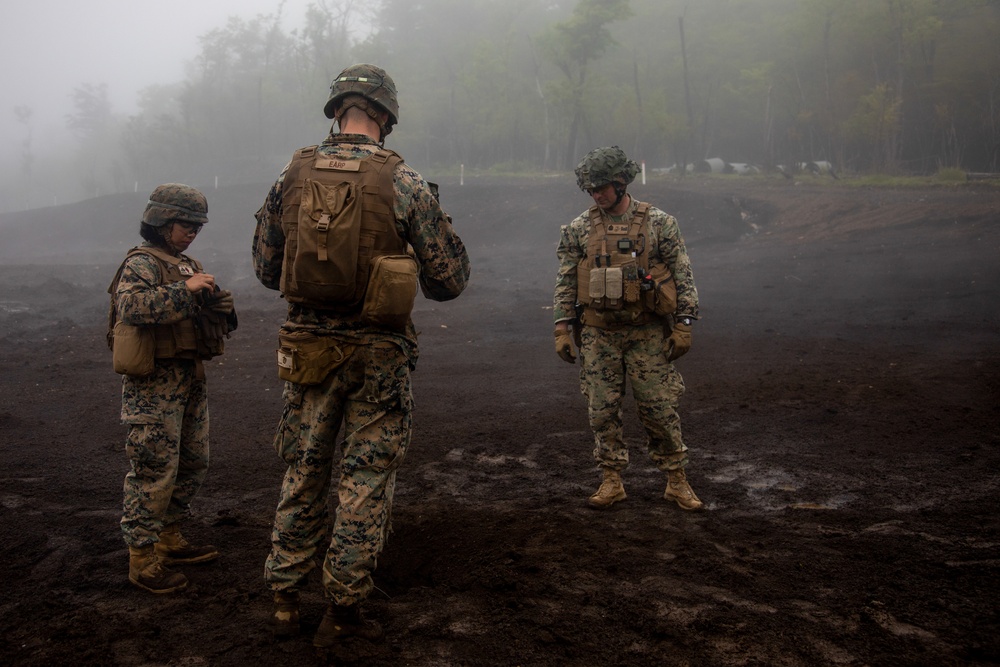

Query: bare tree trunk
679;12;695;173
632;56;643;161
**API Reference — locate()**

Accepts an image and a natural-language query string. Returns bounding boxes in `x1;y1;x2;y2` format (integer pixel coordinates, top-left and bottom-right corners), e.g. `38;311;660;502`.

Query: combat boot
155;523;219;565
588;468;626;509
128;545;188;594
664;468;704;510
313;603;384;648
269;590;300;639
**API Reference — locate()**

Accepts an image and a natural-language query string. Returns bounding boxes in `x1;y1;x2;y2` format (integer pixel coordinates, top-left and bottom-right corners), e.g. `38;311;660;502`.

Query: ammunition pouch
276;330;356;385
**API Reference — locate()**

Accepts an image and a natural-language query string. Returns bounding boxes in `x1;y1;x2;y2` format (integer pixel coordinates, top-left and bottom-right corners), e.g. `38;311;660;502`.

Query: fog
0;0;298;211
2;0;998;215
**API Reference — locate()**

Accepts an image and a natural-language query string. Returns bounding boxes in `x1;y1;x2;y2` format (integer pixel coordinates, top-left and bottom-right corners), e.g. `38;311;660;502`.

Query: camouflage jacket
554;197;699;324
116;242;202;327
253;133;470;363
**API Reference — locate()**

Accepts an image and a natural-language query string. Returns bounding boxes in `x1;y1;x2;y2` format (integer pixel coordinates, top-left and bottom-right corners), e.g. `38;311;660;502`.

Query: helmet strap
336;97;389;143
612;182;628;208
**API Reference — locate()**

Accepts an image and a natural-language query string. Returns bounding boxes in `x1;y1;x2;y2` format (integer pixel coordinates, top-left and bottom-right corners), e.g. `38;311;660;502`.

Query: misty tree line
14;0;1000;208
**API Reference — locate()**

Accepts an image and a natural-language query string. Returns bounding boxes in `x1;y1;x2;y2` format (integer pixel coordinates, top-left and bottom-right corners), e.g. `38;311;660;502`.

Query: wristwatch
676;316;693;326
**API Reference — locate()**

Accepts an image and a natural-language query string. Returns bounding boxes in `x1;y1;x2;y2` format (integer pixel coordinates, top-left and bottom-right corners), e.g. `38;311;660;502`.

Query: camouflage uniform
254;132;470;606
117;244;211;547
554;197;699;473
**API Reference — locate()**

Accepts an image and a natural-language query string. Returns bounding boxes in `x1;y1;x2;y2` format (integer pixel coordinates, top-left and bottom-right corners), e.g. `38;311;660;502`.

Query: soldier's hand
186;273;215;293
665;322;692;362
554;329;576;364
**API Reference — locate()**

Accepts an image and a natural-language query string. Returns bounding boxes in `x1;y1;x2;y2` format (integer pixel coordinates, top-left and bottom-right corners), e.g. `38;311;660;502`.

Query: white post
460;164;465;186
134;181;138;193
642;161;647;185
215;176;219;189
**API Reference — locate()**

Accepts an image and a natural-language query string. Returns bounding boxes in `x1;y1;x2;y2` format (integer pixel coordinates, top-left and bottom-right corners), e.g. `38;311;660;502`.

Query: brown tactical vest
576;202;668;328
278;145;407;310
107;246;222;360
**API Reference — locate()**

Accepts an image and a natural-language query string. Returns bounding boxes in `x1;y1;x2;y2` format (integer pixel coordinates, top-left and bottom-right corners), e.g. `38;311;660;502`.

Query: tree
540;0;633;168
13;105;34;209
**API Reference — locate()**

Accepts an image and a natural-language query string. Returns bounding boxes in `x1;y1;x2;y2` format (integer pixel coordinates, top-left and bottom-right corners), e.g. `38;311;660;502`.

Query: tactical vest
576;202;669;328
107;246;223;360
279;145;406;310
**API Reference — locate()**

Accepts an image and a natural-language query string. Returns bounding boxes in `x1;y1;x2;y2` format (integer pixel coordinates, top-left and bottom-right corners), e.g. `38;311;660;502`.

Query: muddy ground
0;173;998;667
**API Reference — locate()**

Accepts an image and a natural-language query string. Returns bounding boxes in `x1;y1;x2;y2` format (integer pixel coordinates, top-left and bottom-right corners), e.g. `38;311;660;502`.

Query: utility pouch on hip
647;262;678;316
112;321;155;377
276;330;355;385
360;254;419;331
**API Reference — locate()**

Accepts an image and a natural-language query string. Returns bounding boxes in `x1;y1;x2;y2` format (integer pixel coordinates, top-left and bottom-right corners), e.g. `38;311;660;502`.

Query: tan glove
199;310;231;341
205;288;235;315
664;322;692;362
554;329;576;364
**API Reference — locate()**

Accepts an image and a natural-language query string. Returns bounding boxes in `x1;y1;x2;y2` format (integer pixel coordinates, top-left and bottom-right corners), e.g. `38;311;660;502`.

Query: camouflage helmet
323;64;399;136
142;183;208;228
574;146;640;191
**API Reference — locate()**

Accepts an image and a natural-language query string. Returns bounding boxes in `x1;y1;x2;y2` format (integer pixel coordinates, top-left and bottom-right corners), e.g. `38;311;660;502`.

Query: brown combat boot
664;468;704;510
313;603;384;648
155;523;219;565
269;590;300;639
588;468;626;509
129;545;189;594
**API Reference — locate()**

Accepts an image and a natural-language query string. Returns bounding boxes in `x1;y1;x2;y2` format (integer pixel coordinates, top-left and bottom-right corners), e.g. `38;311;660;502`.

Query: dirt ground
0;172;998;667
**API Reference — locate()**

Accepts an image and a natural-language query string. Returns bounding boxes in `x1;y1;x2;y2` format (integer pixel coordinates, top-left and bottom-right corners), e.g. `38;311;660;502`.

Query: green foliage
52;0;1000;204
934;167;967;182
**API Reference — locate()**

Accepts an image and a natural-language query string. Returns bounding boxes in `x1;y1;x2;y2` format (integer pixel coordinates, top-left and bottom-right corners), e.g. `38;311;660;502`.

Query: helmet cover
574;146;640;191
324;63;399;136
142;183;208;228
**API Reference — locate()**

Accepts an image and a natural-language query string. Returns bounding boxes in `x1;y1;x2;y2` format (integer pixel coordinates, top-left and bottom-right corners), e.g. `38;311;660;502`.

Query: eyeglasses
176;222;202;235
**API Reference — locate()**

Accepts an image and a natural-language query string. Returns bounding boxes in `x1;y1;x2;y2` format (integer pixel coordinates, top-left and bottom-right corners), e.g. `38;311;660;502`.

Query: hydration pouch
276;330;355;385
288;178;364;303
112;321;155;377
360;254;419;331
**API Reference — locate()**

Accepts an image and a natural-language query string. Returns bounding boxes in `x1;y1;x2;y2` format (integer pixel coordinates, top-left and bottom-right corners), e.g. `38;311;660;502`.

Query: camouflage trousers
265;342;412;607
579;323;688;472
120;359;210;547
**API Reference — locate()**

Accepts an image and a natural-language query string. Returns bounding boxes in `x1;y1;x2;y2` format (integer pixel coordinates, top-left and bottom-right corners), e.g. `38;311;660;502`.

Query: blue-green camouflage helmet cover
574;146;640;191
142;183;208;228
324;63;399;135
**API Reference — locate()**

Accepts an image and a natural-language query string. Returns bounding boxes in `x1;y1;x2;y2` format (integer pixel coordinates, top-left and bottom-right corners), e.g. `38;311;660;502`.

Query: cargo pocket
120;368;169;424
273;382;305;465
358;344;412;473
